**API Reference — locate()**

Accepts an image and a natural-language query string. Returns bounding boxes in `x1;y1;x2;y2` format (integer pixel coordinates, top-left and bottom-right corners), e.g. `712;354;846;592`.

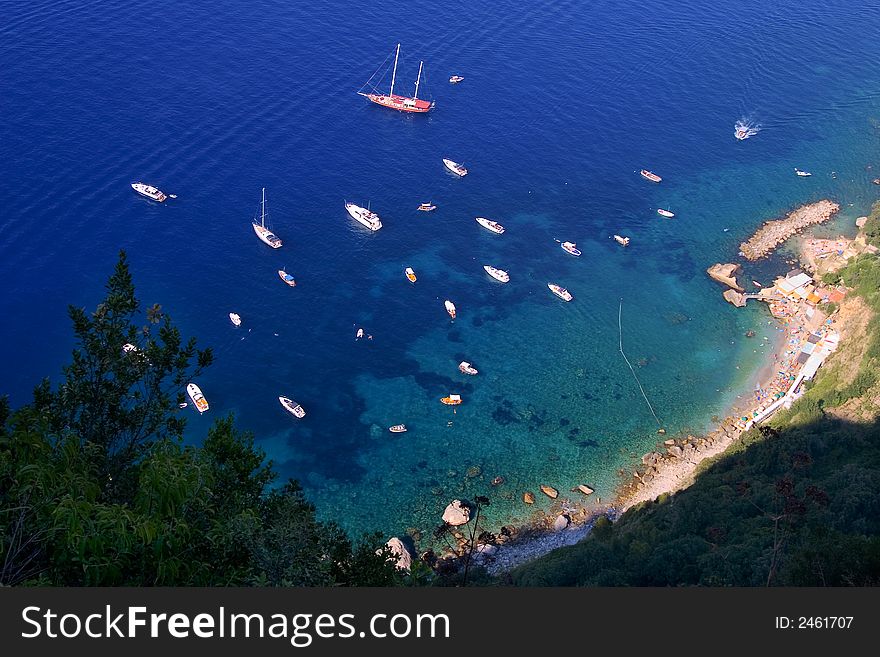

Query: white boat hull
483;265;509;283
187;383;209;413
345;203;382;231
475;217;505;234
443;159;467;176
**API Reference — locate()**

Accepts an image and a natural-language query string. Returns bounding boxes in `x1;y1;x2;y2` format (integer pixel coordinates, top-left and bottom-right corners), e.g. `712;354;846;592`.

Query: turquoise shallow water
1;0;879;542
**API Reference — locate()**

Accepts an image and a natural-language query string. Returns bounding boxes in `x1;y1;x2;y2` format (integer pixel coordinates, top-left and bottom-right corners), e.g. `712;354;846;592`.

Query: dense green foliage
0;253;413;586
509;253;880;587
862;200;880;249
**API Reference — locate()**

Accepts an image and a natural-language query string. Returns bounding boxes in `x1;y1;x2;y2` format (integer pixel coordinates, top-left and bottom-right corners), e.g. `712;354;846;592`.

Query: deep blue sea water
2;0;880;540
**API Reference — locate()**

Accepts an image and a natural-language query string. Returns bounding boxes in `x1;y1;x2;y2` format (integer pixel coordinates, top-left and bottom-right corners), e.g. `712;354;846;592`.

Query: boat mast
389;43;400;96
261;187;266;227
414;60;423;99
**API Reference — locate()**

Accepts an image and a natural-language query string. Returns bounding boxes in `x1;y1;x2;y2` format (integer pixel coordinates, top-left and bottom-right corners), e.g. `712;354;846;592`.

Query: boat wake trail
618;300;663;429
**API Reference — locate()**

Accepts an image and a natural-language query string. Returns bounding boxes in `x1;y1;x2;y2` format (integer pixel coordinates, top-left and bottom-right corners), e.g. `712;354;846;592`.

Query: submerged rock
523;491;536;505
442;499;471;526
576;484;594;496
540;485;559;499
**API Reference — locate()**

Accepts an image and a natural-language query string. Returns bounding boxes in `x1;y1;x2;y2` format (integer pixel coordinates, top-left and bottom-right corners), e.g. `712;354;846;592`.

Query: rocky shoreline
739;199;839;260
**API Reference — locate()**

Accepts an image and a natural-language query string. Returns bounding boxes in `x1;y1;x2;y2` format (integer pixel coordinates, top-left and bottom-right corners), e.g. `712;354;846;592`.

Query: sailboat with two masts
252;187;282;249
357;43;434;113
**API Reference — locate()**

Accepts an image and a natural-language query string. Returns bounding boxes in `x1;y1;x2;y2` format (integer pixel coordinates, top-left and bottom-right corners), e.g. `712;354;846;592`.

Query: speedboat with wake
345;202;383;231
443;158;468;176
548;283;573;302
187;383;209;414
483;265;509;283
475;217;505;234
560;241;581;256
279;396;306;419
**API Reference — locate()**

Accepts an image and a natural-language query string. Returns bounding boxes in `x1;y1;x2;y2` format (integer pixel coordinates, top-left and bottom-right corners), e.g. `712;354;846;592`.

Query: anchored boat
278;269;297;287
640;169;662;183
548;283;573;302
458;361;478;375
131;182;167;202
345;202;383;231
357;43;434;113
657;208;675;218
614;234;630;247
795;168;812;177
279;396;306;419
444;300;456;319
443;158;468;176
417;202;436;212
252;187;282;248
229;312;242;326
187;383;209;414
449;75;464;84
405;267;417;283
560;241;581;256
483;265;509;283
389;424;407;433
441;394;462;406
475;217;504;234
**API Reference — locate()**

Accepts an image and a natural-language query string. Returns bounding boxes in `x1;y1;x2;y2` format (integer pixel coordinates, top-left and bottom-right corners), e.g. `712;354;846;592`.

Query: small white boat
560;241;581;256
122;343;139;353
405;267;417;283
548;283;573;302
417;202;436;212
252;187;282;248
178;402;188;409
229;312;242;326
389;424;407;433
735;127;749;140
279;396;306;419
187;383;209;414
613;234;630;247
640;169;662;183
459;361;478;375
449;75;464;84
444;300;456;319
657;208;675;218
475;217;505;234
795;168;812;177
356;328;365;339
278;269;296;287
345;201;383;231
131;182;167;202
483;265;510;283
443;158;468;176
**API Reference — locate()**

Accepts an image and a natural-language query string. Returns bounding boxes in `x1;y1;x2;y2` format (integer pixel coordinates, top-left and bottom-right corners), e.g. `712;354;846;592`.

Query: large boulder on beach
442;500;470;526
706;263;744;291
553;515;570;531
384;537;412;571
723;289;747;307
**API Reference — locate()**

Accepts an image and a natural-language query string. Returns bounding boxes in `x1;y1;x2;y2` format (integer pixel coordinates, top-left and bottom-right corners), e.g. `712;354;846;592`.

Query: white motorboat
458;361;478;375
187;383;209;414
449;75;464;84
417;202;437;212
613;234;630;247
356;328;365;339
444;300;456;319
483;265;510;283
252;187;282;248
405;267;417;283
345;201;383;231
279;396;306;419
640;169;662;183
389;424;407;433
560;241;581;256
795;168;812;177
475;217;505;234
122;343;139;353
657;208;675;218
131;182;167;202
548;283;573;302
229;312;242;326
443;158;468;176
278;269;296;287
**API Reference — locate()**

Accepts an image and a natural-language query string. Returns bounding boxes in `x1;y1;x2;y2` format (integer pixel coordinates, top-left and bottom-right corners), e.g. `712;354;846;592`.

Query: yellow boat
441;394;462;406
405;267;417;283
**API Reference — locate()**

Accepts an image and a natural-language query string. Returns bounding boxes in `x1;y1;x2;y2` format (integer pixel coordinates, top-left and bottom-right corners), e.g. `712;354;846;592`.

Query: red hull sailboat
358;44;434;114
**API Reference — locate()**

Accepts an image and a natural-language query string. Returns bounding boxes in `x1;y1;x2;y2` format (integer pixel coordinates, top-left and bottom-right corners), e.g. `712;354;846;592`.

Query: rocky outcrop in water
723;289;746;307
385;537;412;571
706;263;743;291
739;199;840;260
442;499;470;526
540;485;558;499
